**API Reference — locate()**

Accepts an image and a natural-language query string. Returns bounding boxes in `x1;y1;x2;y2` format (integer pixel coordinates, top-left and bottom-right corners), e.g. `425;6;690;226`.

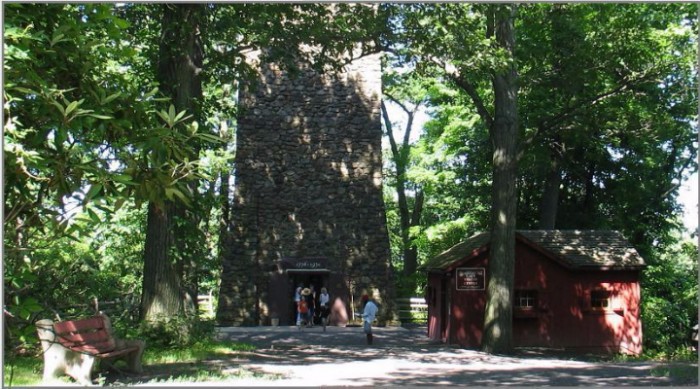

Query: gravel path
122;326;698;386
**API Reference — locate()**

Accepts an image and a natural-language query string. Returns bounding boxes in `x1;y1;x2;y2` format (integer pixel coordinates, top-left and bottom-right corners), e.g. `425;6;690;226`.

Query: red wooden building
424;230;646;355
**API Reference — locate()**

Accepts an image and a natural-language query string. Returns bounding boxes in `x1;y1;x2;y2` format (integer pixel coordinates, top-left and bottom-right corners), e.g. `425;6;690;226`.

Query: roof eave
577;264;647;271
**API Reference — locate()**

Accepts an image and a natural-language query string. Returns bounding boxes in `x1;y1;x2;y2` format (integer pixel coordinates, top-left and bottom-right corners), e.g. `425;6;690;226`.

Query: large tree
139;3;208;322
381;71;430;295
388;2;520;353
481;4;519;354
3;3;213;343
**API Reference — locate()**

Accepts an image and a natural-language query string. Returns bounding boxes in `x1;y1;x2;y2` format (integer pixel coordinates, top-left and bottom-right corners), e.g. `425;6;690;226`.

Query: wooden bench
36;314;144;385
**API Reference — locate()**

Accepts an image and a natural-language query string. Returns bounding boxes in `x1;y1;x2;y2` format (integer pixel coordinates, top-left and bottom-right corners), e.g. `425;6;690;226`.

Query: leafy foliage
641;237;698;355
3;3;219;344
136;315;215;349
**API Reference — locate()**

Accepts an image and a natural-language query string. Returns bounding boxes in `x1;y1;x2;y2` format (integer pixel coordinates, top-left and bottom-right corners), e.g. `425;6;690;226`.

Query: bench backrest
53;316;116;354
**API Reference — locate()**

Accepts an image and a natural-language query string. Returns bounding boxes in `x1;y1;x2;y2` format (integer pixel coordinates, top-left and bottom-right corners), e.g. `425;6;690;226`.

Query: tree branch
380;100;401;160
425;56;494;129
451;73;494;129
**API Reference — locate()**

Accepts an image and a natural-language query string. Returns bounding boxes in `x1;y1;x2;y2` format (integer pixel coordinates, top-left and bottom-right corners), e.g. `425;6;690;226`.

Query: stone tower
216;52;396;326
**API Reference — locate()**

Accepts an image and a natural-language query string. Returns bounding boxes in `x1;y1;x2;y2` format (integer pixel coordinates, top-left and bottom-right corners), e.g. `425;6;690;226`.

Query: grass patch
144;339;256;364
650;364;699;384
611;347;698;363
3;355;43;387
145;366;282;384
134;340;280;385
607;348;698;385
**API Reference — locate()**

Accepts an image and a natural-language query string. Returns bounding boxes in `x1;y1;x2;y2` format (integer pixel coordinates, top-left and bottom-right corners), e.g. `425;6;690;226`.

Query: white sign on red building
456;267;485;291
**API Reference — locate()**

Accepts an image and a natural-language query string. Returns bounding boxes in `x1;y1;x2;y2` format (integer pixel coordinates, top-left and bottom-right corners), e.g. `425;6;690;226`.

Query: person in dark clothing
308;285;317;327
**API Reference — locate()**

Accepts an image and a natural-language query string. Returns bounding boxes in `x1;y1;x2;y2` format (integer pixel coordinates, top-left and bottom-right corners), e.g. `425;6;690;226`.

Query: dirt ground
111;325;698;387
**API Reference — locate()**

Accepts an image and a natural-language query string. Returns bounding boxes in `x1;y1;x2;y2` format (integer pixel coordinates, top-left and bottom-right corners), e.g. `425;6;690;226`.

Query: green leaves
86;206;102;224
13;297;43;321
642;236;699;353
50;97;114;123
101;92;121;105
84;183;103;203
50;32;69;47
164;186;190;205
156;104;192;128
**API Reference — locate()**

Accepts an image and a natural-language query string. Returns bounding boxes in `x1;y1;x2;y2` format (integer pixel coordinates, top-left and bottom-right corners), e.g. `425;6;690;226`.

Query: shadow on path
104;326;698;387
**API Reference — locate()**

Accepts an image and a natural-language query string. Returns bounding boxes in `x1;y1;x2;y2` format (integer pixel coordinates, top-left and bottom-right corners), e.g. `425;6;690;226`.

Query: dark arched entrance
288;269;330;324
267;258;332;326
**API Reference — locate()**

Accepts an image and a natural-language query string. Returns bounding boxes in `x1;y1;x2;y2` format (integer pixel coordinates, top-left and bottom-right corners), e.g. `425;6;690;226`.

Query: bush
641;239;698;355
138;315;215;348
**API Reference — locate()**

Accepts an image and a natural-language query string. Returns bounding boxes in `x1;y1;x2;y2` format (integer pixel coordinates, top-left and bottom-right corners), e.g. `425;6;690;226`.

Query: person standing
294;284;303;327
298;287;312;329
318;287;331;331
308;285;317;327
360;294;378;345
302;287;315;328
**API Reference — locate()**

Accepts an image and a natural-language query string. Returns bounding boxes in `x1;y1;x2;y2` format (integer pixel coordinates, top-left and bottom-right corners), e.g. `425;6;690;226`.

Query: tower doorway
289;272;329;324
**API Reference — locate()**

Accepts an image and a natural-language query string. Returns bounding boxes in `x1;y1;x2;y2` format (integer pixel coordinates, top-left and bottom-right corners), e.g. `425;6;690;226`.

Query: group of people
293;284;379;345
294;284;331;331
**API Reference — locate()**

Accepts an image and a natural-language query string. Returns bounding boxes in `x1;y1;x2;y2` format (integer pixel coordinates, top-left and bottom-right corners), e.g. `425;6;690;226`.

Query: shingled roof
425;230;646;271
423;232;491;271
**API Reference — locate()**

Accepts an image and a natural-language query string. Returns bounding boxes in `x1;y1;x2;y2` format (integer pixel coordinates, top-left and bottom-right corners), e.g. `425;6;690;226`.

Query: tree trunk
161;3;205;309
140;202;183;321
403;190;424;278
219;119;232;261
482;4;518;355
157;4;204;112
581;163;596;227
538;151;561;229
219;169;231;241
380;100;424;293
140;3;205;321
172;206;198;316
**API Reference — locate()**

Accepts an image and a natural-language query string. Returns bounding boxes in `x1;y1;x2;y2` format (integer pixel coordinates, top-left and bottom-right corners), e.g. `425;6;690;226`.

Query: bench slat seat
54;316;117;355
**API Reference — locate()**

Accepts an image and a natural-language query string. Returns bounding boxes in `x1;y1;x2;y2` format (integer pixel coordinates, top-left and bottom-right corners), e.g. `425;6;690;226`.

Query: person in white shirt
293;284;302;326
360;294;378;345
318;287;331;331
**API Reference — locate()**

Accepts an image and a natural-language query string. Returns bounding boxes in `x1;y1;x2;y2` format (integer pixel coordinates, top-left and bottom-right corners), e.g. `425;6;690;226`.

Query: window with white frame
514;290;537;309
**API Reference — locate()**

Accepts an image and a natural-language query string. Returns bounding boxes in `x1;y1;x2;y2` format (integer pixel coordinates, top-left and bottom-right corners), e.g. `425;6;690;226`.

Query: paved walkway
214;324;434;348
128;326;697;386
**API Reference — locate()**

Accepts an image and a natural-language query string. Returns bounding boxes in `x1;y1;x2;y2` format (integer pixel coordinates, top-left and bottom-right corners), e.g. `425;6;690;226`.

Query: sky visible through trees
679;172;697;233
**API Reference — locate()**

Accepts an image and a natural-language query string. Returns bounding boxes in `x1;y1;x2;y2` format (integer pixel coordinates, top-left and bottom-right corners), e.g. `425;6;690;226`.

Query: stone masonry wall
217;53;396;326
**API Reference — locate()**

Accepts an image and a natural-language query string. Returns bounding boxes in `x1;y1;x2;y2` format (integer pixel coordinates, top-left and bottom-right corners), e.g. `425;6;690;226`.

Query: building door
440;276;449;341
288;272;329;324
